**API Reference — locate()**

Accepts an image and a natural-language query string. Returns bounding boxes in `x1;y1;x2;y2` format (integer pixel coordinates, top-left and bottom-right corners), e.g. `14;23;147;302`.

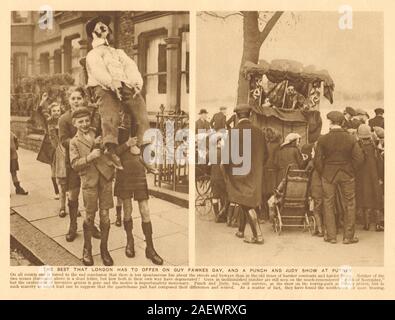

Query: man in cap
195;109;211;134
69;107;115;266
314;111;364;244
85;15;151;170
210;106;228;131
342;106;357;130
369;108;384;129
354;108;370;124
223;104;267;244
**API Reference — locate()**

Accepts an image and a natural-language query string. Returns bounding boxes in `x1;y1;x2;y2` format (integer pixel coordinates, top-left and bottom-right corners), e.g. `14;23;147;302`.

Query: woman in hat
274;132;306;182
355;124;383;231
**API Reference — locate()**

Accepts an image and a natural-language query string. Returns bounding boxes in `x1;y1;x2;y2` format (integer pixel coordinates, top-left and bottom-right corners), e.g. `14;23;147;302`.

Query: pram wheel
308;216;316;236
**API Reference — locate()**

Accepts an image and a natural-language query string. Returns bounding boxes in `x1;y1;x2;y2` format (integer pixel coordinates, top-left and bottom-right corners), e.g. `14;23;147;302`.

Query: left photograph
10;11;189;266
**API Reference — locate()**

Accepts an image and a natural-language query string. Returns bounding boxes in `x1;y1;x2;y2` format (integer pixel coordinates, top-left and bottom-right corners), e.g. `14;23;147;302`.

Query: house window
158;43;167;94
144;34;167;111
54;49;61;73
12;11;29;24
180;31;189;112
39;52;50;74
13;53;28;85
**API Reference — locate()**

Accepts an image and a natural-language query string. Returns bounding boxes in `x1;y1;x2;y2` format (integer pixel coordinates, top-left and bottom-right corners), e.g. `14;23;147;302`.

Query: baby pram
272;166;315;235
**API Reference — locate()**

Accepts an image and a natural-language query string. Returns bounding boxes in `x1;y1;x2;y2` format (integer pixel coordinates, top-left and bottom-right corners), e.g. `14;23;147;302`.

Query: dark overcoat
224;119;267;208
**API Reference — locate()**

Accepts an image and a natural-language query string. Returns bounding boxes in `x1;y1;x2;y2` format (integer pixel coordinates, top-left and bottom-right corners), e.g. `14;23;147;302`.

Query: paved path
196;211;384;266
11;148;188;266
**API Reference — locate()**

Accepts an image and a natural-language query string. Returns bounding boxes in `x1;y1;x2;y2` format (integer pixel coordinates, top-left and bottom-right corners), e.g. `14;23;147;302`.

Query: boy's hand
94;135;102;145
87;149;101;162
126;137;138;147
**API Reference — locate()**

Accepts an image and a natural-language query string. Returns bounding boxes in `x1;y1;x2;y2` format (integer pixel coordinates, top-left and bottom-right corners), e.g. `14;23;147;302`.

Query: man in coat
314;111;364;244
223;104;267;244
210;106;227;131
369;108;384;129
195;108;211;134
342;106;358;130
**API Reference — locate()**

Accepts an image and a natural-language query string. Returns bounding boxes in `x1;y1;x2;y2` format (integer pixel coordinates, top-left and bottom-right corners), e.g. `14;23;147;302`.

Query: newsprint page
1;0;395;302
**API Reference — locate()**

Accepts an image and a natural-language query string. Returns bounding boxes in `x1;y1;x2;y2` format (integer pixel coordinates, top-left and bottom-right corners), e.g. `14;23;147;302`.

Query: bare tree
199;11;284;104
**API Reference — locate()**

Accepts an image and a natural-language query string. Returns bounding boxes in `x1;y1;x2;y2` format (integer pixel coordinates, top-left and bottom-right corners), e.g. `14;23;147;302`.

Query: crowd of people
197;104;384;245
10;15;163;267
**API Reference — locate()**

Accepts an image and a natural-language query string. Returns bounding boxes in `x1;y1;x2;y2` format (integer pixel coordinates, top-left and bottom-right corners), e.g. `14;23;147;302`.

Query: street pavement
196;210;384;266
10;148;188;266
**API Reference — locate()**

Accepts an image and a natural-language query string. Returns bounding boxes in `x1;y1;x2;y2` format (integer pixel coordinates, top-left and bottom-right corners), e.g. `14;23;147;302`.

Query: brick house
11;11;190;116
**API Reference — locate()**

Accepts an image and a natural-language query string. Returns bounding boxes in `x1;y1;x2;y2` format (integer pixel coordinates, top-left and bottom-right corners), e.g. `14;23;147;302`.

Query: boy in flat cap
369;108;384;130
85;15;151;170
314;111;364;244
69;107;115;266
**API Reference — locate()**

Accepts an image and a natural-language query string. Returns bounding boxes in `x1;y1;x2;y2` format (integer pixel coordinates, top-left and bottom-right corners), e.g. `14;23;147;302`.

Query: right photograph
195;11;384;266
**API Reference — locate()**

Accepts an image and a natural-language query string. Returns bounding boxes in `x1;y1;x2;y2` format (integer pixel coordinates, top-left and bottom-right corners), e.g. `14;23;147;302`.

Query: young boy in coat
10;132;28;195
69;107;115;266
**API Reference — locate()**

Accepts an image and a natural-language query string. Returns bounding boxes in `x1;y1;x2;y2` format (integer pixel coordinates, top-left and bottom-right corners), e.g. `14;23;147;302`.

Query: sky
196;11;384;115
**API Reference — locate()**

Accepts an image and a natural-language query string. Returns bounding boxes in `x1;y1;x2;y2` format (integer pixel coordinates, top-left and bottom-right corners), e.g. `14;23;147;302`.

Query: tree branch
202;11;244;20
258;11;283;44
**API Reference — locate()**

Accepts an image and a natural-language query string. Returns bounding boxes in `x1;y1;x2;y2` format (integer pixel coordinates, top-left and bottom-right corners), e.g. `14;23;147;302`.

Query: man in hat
85;15;151;170
196;109;211;134
69;107;115;266
314;111;364;244
369;108;384;129
223;104;267;244
210;106;228;131
342;106;358;130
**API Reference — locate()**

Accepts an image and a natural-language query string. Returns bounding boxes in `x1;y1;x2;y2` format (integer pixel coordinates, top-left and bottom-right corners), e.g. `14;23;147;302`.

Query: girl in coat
10;132;28;195
274;133;306;182
114;120;163;265
355;124;383;231
47;102;67;217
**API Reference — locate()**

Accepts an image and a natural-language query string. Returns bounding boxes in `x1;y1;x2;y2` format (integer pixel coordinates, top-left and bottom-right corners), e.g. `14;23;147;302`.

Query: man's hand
87;148;101;162
126;137;138;147
132;84;141;98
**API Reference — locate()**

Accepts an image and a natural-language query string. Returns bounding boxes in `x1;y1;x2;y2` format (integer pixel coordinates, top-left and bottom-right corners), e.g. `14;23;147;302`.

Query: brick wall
117;12;135;57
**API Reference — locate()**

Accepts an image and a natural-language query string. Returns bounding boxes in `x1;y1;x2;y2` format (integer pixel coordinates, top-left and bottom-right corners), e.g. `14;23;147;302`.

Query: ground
195;210;384;266
10;148;188;266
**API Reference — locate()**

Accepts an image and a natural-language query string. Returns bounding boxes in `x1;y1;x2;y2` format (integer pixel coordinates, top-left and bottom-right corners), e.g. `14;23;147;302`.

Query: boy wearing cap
85;15;150;169
69;107;115;266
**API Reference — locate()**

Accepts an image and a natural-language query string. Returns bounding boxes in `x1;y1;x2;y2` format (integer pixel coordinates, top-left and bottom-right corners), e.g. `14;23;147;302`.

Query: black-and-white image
195;11;384;266
10;11;189;266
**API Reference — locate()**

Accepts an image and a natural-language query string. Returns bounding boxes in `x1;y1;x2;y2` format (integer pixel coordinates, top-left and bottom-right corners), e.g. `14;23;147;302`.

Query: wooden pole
281;80;289;108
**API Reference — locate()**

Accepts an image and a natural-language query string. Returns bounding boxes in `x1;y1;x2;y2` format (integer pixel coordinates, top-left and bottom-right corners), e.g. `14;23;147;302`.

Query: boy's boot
226;205;235;226
244;209;264;244
104;143;123;170
231;205;240;227
14;182;28;195
123;219;135;257
99;221;114;266
363;209;370;231
142;222;163;265
66;200;78;242
82;221;94;266
115;206;122;227
235;208;247;238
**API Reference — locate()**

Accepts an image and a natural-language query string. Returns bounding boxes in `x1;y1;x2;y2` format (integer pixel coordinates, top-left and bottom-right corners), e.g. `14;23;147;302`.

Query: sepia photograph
10;10;189;266
195;10;384;266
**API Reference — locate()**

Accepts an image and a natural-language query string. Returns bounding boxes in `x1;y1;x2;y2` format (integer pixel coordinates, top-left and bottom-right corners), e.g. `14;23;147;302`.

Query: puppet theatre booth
243;59;335;144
